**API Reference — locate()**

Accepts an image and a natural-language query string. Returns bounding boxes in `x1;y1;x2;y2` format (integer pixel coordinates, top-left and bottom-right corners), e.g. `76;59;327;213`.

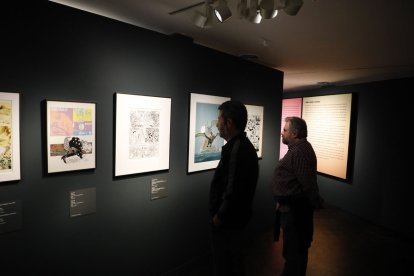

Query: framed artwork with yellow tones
0;92;20;182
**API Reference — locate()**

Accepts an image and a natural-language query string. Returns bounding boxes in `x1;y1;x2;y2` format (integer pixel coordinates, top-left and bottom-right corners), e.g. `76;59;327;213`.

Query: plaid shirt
272;138;318;197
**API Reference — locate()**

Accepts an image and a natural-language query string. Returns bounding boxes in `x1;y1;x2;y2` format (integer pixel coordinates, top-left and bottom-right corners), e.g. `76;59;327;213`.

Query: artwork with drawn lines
246;113;261;151
115;93;171;177
129;109;160;159
0;92;20;182
194;102;223;163
0;101;12;171
245;104;264;158
46;100;96;174
187;93;230;173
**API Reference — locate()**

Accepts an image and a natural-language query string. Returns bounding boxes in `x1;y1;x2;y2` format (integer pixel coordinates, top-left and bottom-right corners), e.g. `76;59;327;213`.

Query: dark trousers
210;225;246;276
280;209;313;276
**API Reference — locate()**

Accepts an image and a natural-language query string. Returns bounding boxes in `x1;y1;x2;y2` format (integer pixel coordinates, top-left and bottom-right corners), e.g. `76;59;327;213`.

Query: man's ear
226;118;233;128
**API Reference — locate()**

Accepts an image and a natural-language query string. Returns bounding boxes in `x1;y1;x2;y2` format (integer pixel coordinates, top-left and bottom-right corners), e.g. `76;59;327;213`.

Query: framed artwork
187;93;230;173
46;100;96;174
0;92;20;182
115;93;171;177
245;104;264;158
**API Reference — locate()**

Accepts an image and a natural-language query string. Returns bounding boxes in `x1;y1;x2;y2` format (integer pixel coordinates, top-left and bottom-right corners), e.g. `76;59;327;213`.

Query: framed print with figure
0;92;20;182
46;100;96;174
245;104;264;158
114;93;171;177
187;93;230;173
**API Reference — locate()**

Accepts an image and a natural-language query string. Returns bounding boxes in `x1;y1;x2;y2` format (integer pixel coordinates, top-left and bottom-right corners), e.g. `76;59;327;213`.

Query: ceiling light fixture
237;0;248;18
260;0;283;19
248;0;262;24
213;0;232;22
192;3;214;28
169;0;303;28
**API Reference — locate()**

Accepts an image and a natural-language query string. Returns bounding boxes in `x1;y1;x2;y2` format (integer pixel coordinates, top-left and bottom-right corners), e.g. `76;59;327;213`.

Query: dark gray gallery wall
0;2;283;274
285;77;413;240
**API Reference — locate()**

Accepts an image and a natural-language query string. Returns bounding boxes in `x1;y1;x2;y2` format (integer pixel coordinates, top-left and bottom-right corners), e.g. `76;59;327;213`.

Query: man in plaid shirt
272;116;322;276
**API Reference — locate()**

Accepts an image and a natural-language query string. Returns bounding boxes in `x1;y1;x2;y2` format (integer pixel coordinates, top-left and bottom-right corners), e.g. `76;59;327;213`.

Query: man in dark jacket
209;100;259;276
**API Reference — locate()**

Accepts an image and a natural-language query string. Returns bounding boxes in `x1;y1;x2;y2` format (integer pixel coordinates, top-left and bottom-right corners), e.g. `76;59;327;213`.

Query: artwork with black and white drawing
129;109;160;159
245;104;264;158
115;93;171;177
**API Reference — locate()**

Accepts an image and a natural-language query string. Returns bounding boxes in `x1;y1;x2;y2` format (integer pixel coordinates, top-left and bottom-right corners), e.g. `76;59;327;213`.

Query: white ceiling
50;0;414;92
